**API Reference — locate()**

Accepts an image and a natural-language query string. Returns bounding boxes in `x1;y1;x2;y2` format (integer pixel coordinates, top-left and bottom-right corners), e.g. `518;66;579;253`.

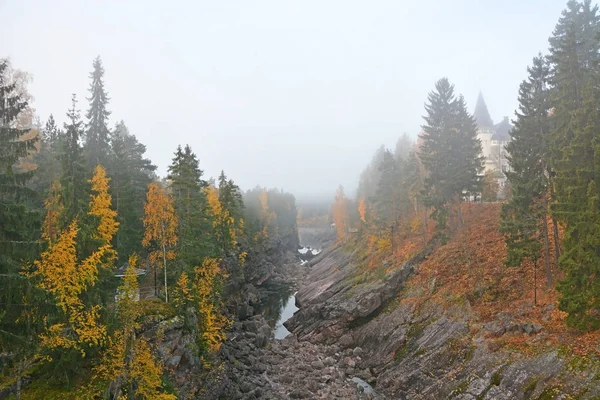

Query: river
255;283;298;339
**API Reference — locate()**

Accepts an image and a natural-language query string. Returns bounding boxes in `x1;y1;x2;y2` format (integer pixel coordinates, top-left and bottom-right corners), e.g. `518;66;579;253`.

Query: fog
1;0;566;201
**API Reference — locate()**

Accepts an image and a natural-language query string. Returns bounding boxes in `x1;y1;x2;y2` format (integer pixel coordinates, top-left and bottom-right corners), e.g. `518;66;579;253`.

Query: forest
0;57;299;398
4;0;600;398
332;0;600;336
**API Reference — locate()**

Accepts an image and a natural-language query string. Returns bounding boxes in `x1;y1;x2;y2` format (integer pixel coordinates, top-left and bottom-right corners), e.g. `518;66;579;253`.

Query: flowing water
273;291;298;339
255;283;298;339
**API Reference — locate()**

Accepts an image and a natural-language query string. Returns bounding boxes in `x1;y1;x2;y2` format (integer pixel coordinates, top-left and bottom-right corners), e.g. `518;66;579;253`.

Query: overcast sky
2;0;568;201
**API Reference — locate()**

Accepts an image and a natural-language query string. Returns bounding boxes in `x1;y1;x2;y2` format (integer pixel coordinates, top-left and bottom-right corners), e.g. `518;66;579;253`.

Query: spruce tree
85;56;111;169
500;56;552;287
419;78;483;230
218;170;244;222
61;94;88;224
167;145;213;272
374;149;400;226
108;121;156;261
0;59;40;356
32;114;64;198
547;0;600;331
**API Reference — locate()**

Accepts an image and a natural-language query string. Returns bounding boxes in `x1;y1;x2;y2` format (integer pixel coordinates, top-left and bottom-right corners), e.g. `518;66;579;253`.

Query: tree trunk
154;266;157;296
16;374;21;400
552;216;561;263
456;195;464;227
163;242;168;303
533;258;537;306
541;213;553;287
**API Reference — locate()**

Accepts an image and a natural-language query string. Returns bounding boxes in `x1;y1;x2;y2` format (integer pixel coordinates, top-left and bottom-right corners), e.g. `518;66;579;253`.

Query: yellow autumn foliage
94;255;174;399
358;197;367;224
195;258;230;353
205;184;238;250
173;271;193;310
34;167;120;357
332;185;349;242
42;180;63;244
89;165;119;249
142;182;178;302
130;338;176;400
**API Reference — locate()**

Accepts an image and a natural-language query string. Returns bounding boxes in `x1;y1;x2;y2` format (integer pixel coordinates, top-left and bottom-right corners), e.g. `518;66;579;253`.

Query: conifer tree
419;78;483;230
547;0;600;331
218;170;244;222
501;56;553;288
85;56;111;169
374;149;400;226
0;58;40;380
32;114;63;199
108;121;156;260
61;94;88;224
167;145;213;270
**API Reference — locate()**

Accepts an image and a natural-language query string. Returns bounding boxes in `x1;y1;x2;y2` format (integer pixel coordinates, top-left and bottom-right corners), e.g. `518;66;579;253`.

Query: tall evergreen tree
61;94;88;224
419;78;483;230
108;121;156;261
547;0;600;331
374;149;400;226
501;56;552;285
0;58;40;359
167;145;213;272
218;170;244;222
85;56;111;169
32;114;64;198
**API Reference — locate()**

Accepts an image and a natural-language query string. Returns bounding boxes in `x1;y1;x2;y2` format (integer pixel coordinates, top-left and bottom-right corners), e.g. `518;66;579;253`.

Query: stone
343;357;356;368
166;355;181;368
255;334;268;348
324;356;335;366
311;360;325;370
353;346;364;357
289;388;311;399
240;382;253;393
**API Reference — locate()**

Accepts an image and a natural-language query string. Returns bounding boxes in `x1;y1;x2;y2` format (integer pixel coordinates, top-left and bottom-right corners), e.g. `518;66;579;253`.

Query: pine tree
547;0;600;331
167;145;213;270
374;149;400;226
85;56;111;169
218;170;244;222
501;56;553;290
394;133;412;163
419;78;483;231
108;121;156;260
32;114;63;199
0;58;40;377
60;94;88;224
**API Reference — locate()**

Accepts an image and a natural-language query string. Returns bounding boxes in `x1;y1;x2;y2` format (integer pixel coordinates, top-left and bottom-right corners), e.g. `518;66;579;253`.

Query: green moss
491;370;502;386
415;347;426;356
535;386;562;400
394;344;409;361
523;376;539;399
448;380;470;398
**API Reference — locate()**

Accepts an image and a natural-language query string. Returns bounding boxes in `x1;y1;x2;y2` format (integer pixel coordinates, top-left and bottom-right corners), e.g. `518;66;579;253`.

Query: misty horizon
1;0;567;201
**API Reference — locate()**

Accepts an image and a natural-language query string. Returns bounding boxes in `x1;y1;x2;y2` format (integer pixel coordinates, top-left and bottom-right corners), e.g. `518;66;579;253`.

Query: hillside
286;203;600;399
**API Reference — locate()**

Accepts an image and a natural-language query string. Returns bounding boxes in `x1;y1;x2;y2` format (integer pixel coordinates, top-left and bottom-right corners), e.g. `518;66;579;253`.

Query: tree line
332;0;600;333
0;56;299;397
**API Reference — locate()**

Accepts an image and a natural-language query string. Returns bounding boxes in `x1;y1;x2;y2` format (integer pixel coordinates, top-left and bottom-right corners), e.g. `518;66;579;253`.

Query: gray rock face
284;246;420;344
281;243;600;399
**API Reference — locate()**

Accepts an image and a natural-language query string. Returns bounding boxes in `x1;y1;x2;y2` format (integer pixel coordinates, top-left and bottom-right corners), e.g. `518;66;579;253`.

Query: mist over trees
328;0;600;333
0;56;300;396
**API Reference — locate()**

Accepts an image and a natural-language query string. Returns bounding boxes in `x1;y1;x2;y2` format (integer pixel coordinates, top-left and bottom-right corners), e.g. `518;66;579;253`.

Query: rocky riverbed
215;315;382;399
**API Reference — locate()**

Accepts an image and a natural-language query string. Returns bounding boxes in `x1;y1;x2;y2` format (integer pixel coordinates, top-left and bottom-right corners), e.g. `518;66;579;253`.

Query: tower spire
473;92;493;128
